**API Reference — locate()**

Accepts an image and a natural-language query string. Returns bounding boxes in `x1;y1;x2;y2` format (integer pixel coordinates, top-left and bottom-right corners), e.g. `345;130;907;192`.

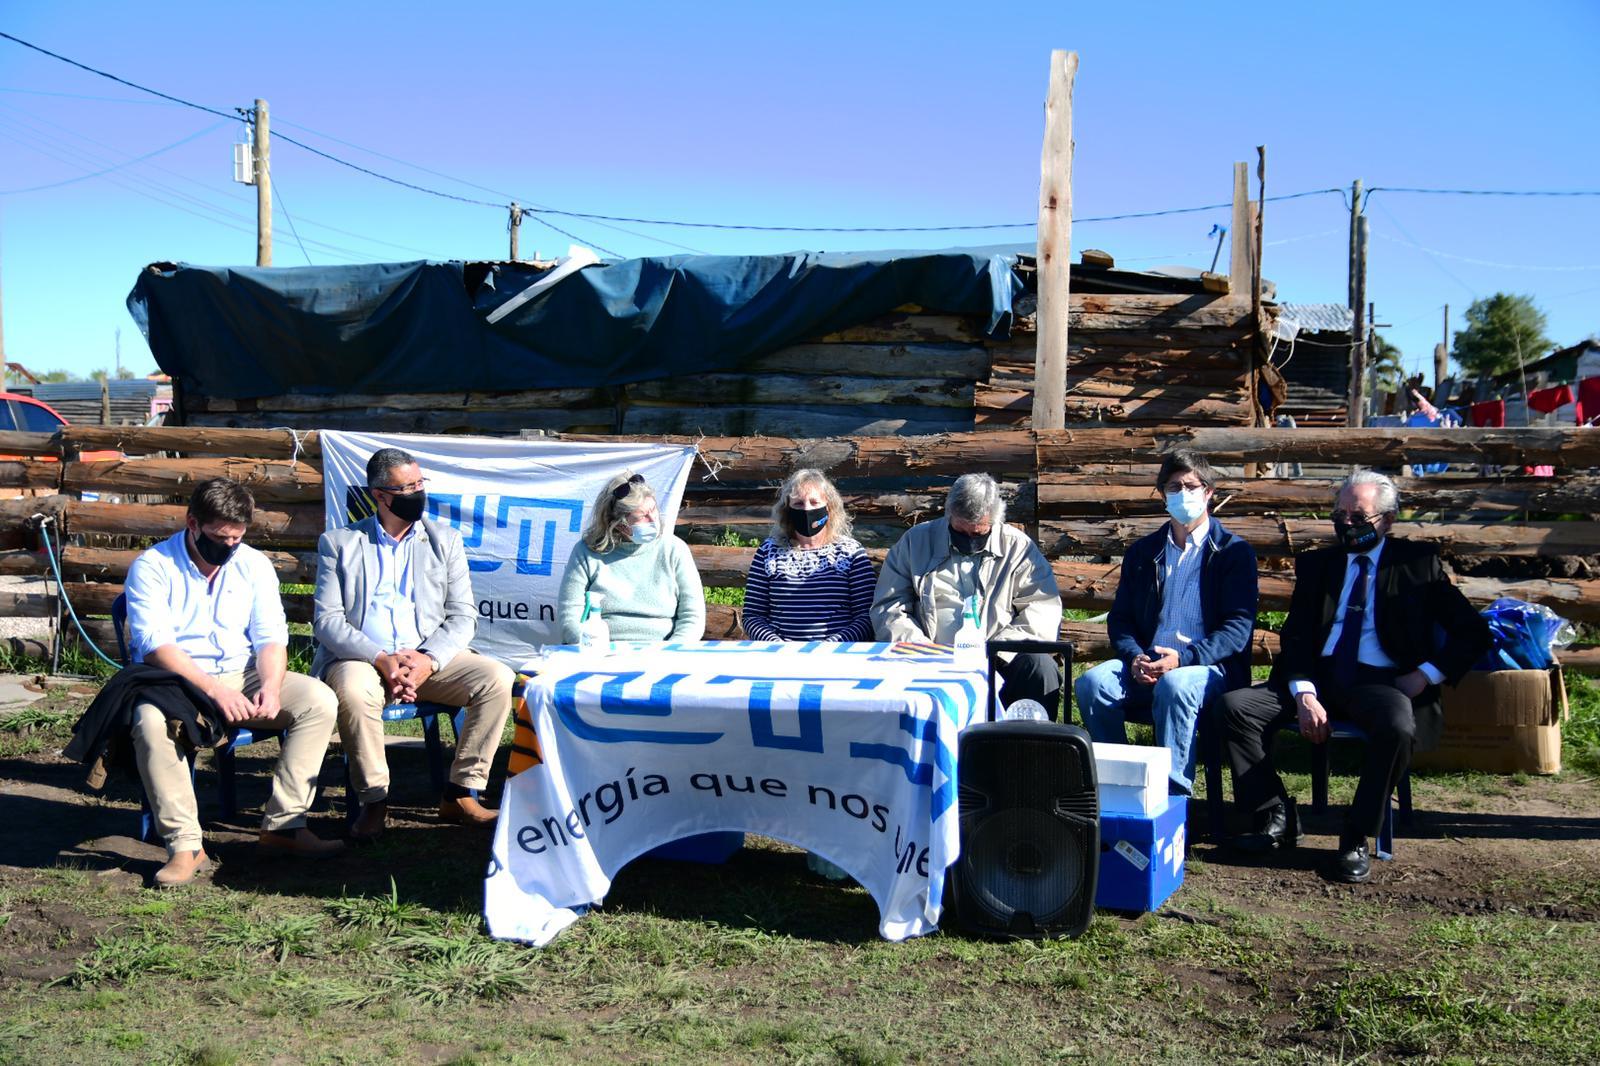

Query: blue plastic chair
341;701;465;825
1304;722;1414;861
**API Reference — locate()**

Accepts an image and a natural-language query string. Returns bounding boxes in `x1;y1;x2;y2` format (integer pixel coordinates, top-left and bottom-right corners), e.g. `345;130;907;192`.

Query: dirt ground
2;705;1599;1064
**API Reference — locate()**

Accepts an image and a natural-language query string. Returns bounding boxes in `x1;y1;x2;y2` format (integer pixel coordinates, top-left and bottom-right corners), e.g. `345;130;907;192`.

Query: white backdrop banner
320;431;697;665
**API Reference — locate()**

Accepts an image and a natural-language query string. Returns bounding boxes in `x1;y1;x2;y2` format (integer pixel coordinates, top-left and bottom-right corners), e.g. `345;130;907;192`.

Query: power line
0;119;225;193
0;31;235;120
1371;230;1600;272
272;180;313;265
1368;185;1600;198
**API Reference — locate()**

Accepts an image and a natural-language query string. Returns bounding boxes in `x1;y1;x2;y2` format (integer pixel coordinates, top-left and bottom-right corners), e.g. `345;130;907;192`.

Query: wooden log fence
3;425;1598;676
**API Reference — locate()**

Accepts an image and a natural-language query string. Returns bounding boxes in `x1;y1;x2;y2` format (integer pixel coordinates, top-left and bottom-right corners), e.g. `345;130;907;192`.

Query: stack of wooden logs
178;290;1267;438
2;424;1597;672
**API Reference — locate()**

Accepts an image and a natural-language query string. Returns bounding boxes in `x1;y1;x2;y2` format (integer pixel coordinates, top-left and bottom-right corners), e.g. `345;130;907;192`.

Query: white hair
1337;470;1399;514
946;473;1005;525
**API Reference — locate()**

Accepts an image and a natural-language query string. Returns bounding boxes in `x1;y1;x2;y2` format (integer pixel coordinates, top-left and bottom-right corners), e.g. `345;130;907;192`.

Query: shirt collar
1349;537;1385;568
376;521;417;547
1167;515;1211;551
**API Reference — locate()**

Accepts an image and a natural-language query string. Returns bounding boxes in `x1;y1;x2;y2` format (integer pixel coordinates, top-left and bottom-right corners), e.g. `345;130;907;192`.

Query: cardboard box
1096;796;1186;913
1411;667;1566;775
1092;742;1171;816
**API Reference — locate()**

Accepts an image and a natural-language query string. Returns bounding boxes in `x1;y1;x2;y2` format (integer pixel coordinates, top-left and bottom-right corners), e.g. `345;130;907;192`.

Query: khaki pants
326;650;514;805
131;669;338;855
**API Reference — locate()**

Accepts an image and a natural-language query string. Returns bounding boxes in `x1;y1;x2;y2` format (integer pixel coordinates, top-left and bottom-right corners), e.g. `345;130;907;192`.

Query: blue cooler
1095;797;1186;913
645;833;745;864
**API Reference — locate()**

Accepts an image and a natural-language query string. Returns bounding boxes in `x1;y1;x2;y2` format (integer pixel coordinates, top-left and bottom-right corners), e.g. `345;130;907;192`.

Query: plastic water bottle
952;593;984;670
578;592;611;655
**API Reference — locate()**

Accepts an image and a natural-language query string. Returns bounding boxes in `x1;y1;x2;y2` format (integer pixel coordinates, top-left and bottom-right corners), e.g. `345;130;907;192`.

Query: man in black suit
1221;470;1489;883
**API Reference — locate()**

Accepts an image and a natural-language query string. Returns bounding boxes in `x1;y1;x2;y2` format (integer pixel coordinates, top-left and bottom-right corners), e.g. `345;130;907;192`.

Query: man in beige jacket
871;473;1065;716
313;447;514;840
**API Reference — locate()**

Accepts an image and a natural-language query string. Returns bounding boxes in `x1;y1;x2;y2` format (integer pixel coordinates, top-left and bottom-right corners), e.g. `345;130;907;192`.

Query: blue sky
1;1;1597;383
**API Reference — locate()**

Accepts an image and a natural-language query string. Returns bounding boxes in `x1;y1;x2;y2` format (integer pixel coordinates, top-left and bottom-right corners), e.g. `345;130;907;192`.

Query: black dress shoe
1231;797;1304;853
1328;842;1371;883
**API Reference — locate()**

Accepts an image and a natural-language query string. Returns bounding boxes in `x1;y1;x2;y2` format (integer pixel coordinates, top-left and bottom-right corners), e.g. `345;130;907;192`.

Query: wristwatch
425;653;441;673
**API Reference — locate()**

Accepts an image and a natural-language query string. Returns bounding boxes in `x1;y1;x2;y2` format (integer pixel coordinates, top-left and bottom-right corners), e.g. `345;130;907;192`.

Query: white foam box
1091;742;1171;817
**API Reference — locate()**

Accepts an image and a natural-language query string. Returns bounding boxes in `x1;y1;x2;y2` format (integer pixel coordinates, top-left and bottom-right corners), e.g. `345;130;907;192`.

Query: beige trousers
325;650;514;804
130;669;338;855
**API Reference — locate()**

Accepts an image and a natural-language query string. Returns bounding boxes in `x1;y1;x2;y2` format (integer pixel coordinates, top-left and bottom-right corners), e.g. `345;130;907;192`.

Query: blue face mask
628;520;659;545
1165;488;1207;525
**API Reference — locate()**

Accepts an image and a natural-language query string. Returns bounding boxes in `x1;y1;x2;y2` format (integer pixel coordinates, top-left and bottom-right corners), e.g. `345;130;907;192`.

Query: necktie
1332;555;1371;686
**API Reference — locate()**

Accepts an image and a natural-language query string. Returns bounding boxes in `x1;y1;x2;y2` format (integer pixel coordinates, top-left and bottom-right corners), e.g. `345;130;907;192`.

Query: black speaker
945;720;1099;939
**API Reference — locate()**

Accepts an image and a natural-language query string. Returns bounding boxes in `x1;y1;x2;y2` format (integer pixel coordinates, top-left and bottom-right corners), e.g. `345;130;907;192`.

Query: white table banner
320;431;696;665
485;641;989;945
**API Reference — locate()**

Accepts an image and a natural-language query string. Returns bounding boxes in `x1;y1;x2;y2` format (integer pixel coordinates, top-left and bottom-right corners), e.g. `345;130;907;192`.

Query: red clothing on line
1526;384;1575;414
1469;399;1505;428
1577;376;1600;426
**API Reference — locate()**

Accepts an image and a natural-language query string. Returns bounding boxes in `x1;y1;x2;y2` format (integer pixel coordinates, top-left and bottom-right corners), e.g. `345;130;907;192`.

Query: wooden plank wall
1;425;1598;672
178;292;1266;437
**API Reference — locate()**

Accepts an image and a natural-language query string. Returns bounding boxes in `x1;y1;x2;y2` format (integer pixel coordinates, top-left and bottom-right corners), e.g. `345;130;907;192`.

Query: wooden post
1347;179;1362;309
1348;215;1369;427
1230;163;1254;294
1435;303;1450;389
1032;49;1077;432
254;99;272;267
509;202;522;261
99;376;110;425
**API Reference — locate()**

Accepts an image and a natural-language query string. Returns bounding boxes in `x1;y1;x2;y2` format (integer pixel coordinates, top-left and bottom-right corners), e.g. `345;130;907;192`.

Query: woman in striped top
742;468;876;643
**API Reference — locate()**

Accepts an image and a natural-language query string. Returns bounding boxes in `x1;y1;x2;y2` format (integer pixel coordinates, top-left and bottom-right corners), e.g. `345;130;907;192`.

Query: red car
0;391;121;466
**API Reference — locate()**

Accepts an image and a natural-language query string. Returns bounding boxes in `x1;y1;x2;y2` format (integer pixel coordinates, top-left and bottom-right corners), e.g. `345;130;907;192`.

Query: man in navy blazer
1222;470;1489;883
1076;450;1259;796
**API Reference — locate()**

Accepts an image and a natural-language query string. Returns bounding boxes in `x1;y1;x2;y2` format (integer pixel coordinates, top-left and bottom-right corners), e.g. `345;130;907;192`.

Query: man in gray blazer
314;448;514;840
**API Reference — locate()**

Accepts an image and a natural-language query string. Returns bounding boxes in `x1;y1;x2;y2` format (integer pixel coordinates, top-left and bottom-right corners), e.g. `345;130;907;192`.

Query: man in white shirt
1076;451;1258;796
125;478;344;888
1221;471;1489;883
313;448;513;840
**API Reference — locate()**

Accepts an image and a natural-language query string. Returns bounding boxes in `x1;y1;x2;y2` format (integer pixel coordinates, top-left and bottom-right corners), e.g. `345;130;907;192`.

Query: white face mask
1165;488;1207;525
628;520;659;545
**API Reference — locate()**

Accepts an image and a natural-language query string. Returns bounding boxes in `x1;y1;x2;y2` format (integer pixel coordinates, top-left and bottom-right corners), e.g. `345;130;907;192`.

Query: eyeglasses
1162;481;1207;495
375;477;427;494
1331;510;1384;524
611;473;645;501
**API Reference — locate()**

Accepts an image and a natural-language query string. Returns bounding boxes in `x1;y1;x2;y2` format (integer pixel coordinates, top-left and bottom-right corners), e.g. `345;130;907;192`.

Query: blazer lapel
355;517;379;618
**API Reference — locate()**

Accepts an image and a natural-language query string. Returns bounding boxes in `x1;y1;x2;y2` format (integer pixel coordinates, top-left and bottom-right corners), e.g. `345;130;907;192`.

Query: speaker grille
964;808;1087;926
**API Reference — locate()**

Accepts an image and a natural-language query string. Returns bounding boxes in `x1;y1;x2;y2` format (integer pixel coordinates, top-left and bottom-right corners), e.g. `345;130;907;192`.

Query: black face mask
1333;515;1382;553
787;505;828;537
950;527;985;555
191;528;238;567
385;490;427;523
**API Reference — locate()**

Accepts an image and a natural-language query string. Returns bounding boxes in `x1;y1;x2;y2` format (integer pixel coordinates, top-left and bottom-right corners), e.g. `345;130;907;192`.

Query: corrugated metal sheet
11;380;162;425
1277;303;1354;334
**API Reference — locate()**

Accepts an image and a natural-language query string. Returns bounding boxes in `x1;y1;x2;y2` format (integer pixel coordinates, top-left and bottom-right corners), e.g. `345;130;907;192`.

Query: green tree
1369;333;1404;392
35;369;75;383
1451;293;1552;377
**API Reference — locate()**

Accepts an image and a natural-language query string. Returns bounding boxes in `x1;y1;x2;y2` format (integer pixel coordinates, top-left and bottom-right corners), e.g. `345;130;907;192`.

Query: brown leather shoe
440;793;498;826
257;827;347;859
154;848;211;889
349;801;389;842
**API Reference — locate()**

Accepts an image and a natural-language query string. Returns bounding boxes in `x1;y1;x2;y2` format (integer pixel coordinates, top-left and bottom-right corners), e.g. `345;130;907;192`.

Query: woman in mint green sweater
557;471;706;644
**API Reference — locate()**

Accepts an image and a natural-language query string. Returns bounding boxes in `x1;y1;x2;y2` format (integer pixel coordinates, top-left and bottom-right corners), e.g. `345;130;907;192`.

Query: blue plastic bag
1476;598;1576;671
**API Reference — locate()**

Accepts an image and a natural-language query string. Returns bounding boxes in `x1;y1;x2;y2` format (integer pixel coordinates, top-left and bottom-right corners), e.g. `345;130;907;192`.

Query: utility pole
1347;179;1362;309
114;327;121;379
1347;212;1369;427
509;202;523;261
1434;303;1449;390
254;99;272;267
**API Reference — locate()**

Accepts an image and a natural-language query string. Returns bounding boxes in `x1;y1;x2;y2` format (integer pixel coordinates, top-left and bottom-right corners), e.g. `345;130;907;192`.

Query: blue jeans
1074;659;1226;794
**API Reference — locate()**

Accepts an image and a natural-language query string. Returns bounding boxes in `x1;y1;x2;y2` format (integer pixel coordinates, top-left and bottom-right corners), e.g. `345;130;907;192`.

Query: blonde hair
768;468;852;545
583;471;658;553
